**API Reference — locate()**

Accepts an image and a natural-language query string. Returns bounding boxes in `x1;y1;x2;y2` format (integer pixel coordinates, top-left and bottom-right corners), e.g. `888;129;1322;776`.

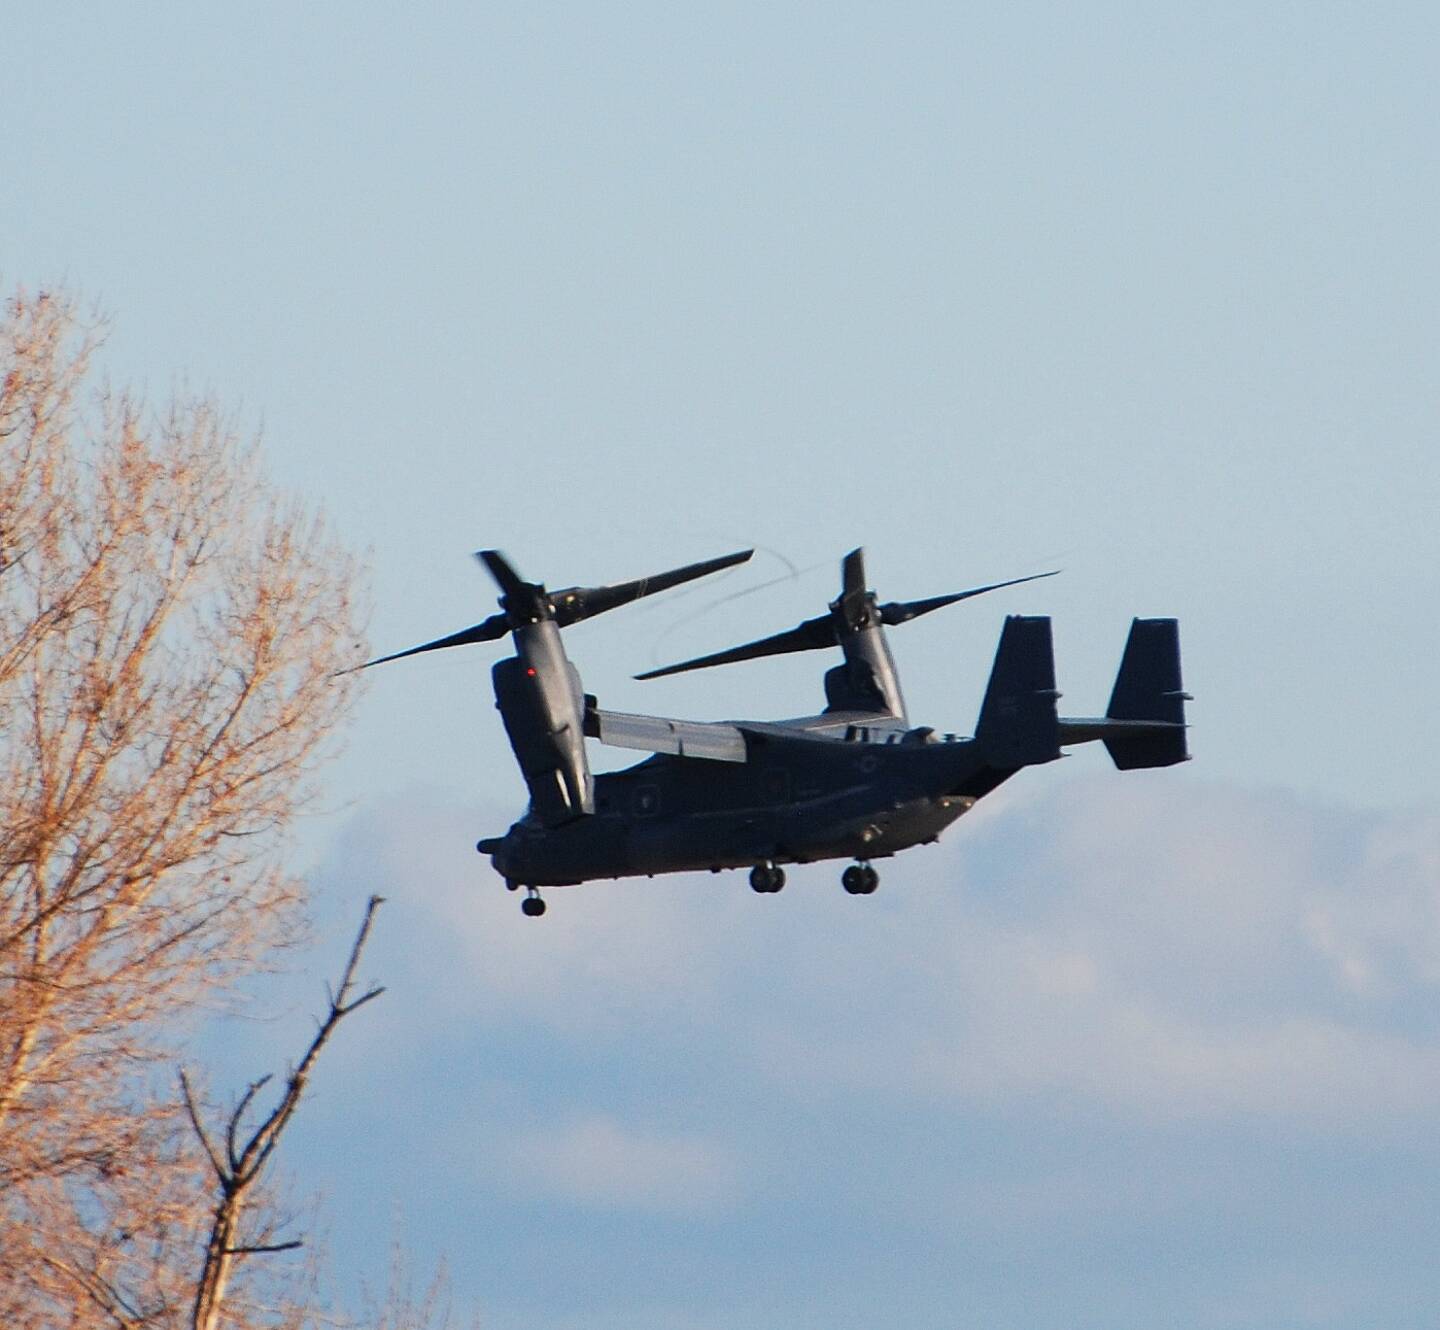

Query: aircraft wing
761;709;904;738
584;707;749;763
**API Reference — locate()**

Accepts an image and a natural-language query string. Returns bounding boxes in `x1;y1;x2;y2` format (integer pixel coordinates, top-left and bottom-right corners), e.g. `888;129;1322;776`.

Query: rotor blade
841;547;867;598
475;549;528;597
340;613;509;673
878;570;1060;625
553;549;753;627
635;613;834;680
831;546;874;629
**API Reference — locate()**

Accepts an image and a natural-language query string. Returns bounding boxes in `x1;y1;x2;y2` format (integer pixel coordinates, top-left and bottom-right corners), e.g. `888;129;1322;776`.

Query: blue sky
5;4;1440;1326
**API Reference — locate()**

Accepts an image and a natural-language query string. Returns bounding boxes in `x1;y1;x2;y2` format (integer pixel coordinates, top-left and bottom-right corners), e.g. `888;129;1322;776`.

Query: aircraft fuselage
485;728;1026;887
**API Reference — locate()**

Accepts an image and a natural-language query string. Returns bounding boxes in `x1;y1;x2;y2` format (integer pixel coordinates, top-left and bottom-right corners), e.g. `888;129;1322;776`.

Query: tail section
975;616;1062;768
1103;618;1190;769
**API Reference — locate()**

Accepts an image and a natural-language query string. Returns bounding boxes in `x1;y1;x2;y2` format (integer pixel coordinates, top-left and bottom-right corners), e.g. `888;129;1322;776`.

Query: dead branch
182;895;385;1330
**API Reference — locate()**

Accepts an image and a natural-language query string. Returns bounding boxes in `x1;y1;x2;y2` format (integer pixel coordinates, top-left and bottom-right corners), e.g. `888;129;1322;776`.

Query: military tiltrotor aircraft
357;547;1189;916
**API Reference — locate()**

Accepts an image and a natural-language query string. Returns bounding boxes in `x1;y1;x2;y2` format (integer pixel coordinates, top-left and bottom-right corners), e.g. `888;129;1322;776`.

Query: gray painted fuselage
487;727;1021;887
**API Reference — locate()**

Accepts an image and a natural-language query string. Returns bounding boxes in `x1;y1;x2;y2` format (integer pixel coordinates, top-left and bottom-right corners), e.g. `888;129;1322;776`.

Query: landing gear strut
842;863;879;895
749;862;786;893
520;886;547;918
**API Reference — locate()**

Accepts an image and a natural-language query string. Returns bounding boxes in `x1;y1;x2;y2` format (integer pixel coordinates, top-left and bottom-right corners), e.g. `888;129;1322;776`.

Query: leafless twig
181;894;386;1330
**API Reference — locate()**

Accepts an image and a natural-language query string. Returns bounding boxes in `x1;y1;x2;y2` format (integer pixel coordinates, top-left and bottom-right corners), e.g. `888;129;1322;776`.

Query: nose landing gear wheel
842;863;879;895
520;889;546;918
749;863;785;893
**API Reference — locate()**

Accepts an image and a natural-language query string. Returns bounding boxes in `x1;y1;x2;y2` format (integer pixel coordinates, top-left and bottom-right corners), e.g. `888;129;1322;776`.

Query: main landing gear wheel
749;863;786;893
842;864;879;895
520;888;546;918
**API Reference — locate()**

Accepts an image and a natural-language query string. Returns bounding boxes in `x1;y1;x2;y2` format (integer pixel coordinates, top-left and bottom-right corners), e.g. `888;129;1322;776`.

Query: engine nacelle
492;622;594;826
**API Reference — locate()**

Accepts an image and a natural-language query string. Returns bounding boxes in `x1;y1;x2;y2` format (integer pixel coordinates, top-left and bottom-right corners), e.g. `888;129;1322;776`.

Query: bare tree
0;286;369;1327
181;895;385;1330
353;1243;480;1330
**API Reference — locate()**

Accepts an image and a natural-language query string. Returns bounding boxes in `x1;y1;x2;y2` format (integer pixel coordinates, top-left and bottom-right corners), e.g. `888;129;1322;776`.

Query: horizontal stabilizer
1104;618;1190;769
975;616;1061;768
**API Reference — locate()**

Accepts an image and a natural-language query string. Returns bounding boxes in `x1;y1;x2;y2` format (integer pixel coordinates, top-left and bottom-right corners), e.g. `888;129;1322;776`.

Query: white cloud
491;1115;742;1215
301;776;1440;1328
751;778;1440;1123
330;775;1440;1127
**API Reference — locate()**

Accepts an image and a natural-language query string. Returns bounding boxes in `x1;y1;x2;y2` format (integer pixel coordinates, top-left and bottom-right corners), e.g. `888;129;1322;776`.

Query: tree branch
184;895;386;1330
177;1068;226;1187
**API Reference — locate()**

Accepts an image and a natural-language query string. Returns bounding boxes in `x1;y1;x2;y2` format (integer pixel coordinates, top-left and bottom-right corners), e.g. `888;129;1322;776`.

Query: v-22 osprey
356;547;1189;916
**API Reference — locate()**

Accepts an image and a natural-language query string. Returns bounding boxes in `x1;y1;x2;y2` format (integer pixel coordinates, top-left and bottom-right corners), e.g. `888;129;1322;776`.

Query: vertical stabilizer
975;616;1061;767
1104;618;1189;769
